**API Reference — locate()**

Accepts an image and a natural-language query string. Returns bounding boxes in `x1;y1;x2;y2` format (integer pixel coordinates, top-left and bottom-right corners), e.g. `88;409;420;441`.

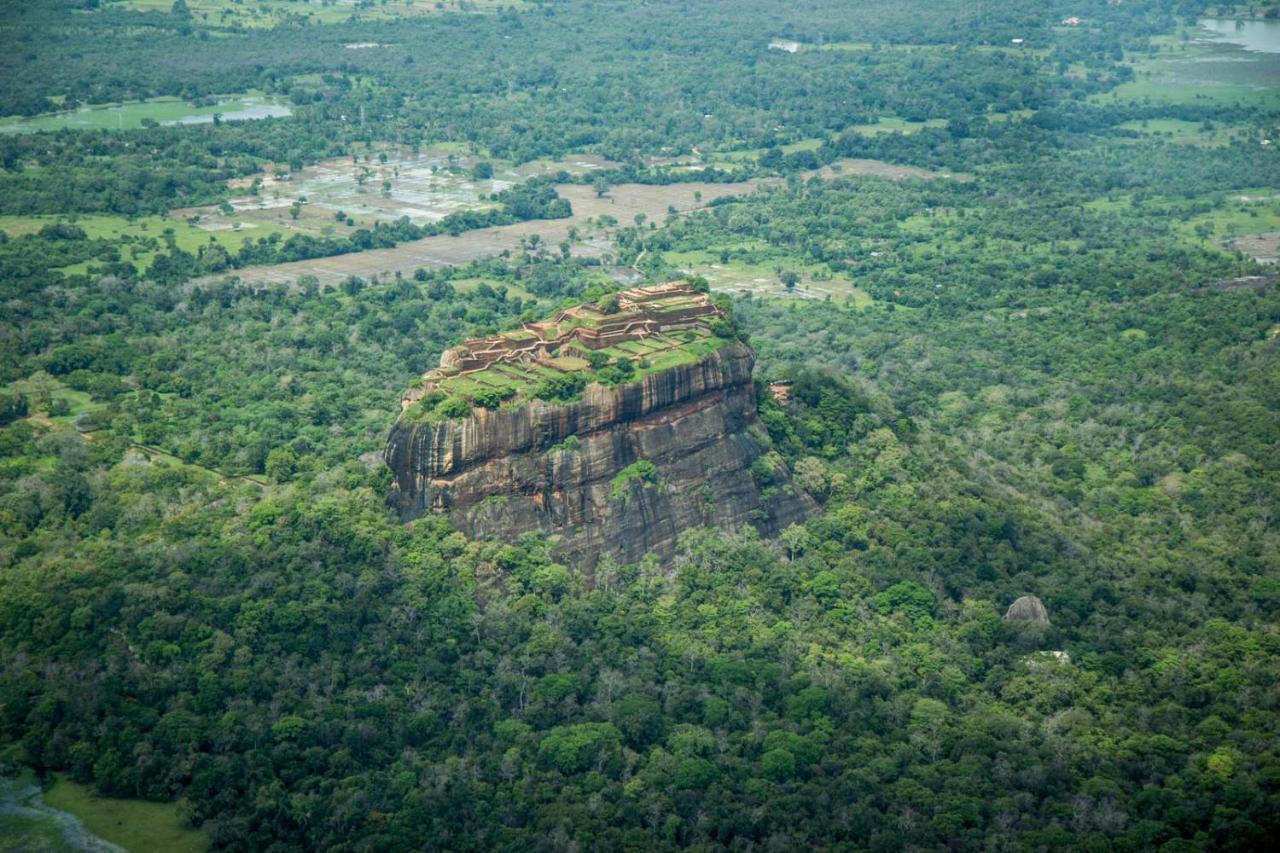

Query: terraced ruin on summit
401;281;732;417
385;280;814;564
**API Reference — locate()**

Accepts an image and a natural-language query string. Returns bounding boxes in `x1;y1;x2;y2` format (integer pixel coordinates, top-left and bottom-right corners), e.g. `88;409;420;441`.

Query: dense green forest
2;0;1278;850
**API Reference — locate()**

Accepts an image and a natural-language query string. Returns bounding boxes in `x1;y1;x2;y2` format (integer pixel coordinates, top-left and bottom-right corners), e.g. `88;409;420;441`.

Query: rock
385;340;814;566
1004;595;1050;625
1026;650;1070;670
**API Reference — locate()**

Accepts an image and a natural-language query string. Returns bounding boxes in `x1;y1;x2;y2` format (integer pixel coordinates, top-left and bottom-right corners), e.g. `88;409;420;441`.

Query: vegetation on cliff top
401;284;742;422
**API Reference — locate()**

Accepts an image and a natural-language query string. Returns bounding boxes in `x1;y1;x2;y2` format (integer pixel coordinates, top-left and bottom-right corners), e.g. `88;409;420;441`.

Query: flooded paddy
212;175;778;286
205;157;961;288
179;149;622;240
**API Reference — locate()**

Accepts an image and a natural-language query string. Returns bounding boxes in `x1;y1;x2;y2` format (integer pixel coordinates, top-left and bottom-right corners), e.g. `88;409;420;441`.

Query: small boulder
1004;595;1050;625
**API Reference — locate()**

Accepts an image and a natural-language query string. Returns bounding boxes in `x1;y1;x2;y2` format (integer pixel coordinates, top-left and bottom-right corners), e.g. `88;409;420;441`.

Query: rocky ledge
385;338;813;566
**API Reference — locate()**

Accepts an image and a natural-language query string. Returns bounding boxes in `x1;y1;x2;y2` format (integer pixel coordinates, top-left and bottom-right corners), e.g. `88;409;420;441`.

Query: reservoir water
1198;18;1280;54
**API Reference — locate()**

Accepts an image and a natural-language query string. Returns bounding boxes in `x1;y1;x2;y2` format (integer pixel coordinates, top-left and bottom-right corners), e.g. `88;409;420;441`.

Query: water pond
1198;18;1280;54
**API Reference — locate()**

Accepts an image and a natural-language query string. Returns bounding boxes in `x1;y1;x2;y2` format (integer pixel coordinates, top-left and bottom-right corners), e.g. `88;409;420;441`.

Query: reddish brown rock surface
385;341;813;566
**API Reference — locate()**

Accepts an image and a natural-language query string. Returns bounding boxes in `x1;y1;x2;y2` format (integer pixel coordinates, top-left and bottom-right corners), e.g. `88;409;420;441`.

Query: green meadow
0;94;291;134
0;213;276;275
43;775;210;853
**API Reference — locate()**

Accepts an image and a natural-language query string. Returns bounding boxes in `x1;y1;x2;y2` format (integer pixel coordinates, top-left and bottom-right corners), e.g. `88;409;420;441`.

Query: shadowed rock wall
385;341;813;566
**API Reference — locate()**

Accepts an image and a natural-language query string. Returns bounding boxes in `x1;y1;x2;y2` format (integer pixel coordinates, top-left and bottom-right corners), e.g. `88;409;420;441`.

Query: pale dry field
209;157;956;286
215;178;779;286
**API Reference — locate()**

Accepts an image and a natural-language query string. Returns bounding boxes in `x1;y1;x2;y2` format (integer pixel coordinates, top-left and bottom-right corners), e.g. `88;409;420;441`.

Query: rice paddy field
174;148;618;240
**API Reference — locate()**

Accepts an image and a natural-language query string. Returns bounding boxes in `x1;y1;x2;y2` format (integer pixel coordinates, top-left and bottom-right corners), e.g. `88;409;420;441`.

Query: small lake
1198;18;1280;54
172;101;293;125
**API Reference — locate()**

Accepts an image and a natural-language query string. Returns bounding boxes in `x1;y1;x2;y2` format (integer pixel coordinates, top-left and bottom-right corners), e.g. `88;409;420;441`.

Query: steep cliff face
385;341;813;566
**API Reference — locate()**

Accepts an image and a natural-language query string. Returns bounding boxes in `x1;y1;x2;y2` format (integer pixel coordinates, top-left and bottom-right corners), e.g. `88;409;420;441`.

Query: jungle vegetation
1;1;1278;850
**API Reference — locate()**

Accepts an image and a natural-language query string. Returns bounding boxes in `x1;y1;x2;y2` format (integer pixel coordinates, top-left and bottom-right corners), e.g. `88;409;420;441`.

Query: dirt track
211;179;778;287
204;157;956;287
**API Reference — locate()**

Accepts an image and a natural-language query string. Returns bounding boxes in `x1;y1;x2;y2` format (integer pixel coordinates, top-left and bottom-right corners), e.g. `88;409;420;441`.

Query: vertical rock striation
385;341;813;566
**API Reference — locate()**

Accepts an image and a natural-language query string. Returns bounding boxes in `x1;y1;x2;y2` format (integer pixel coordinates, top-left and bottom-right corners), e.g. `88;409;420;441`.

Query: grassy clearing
43;774;209;853
0;213;272;275
0;811;73;849
1181;197;1280;240
0;94;290;134
1115;117;1244;146
813;42;1046;58
9;374;108;429
845;116;949;136
715;137;828;162
1093;36;1280;109
663;249;874;307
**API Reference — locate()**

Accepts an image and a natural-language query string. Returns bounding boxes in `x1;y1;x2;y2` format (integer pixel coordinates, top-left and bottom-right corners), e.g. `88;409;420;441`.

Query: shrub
534;373;588;402
611;459;657;499
437;397;473;419
471;386;516;409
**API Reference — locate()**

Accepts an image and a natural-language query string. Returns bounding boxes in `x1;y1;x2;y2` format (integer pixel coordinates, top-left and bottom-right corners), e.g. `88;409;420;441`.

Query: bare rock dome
1004;595;1050;625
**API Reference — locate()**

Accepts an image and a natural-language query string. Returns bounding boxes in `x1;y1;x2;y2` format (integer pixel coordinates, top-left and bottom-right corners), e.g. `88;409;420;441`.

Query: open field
0;94;290;134
110;0;522;29
43;774;209;853
814;158;968;181
1;769;207;852
1115;117;1246;146
174;148;618;238
0;214;267;275
845;116;949;136
663;249;875;306
8;373;109;433
1093;22;1280;109
203;157;963;286
1223;231;1280;263
0;770;108;853
793;41;1045;58
202;174;782;286
715;145;965;180
1185;191;1280;262
1183;191;1280;236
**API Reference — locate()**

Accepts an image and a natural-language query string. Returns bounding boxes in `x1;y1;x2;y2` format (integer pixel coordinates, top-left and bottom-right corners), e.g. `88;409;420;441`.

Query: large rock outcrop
385;340;813;566
1004;595;1051;625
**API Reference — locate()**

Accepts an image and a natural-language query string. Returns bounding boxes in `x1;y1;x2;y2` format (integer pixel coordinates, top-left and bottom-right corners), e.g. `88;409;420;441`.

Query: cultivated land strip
204;159;957;287
206;180;777;286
